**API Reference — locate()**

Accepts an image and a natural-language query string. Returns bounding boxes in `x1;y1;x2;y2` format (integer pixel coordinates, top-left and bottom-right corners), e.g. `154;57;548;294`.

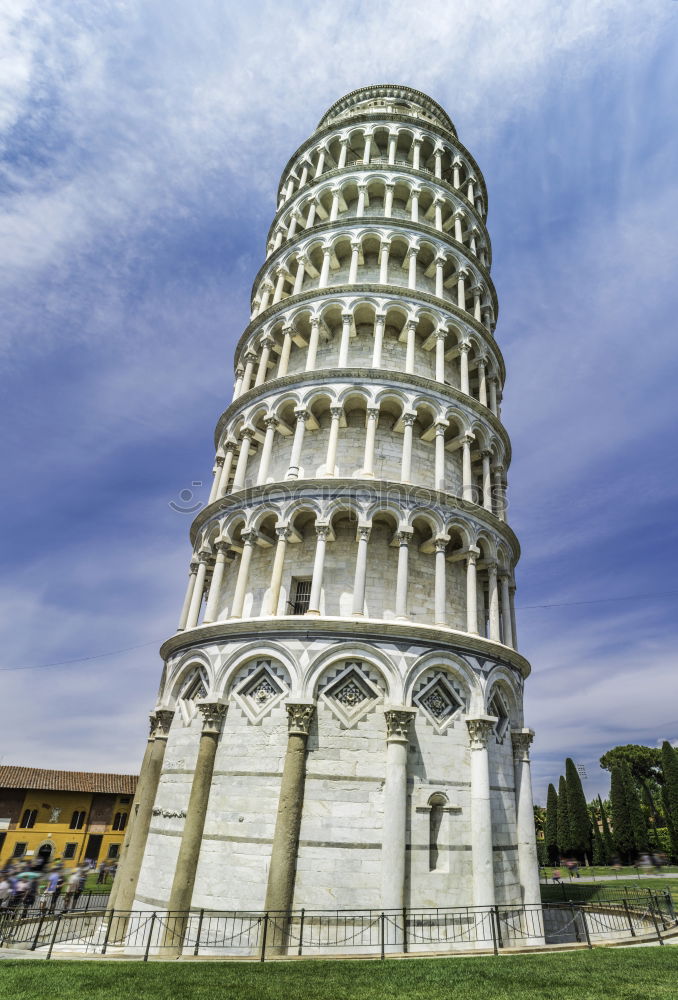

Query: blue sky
1;0;677;802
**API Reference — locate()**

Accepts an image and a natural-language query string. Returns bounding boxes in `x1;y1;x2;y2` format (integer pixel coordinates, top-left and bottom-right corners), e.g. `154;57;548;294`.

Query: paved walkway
541;872;677;885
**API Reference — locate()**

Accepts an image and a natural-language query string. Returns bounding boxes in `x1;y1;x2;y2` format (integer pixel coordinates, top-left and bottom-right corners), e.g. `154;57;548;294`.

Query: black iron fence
0;893;674;960
541;881;676;910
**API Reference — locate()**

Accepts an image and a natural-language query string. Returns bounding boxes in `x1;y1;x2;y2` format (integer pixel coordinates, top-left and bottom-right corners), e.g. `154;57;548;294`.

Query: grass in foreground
2;948;678;1000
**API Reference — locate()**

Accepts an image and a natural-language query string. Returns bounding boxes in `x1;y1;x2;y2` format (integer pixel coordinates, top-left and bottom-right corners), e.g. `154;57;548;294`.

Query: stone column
481;450;492;511
240;352;257;394
362;133;372;165
272;269;286;303
338;312;351;366
434;421;446;490
466;550;479;634
379;240;390;284
454;211;464;243
324;406;342;476
348;241;360;283
488;562;500;641
277;326;293;377
286;408;308;479
434;538;448;625
459;342;470;394
384;183;394;218
395;530;412;619
230;531;255;618
388;132;397;164
267;526;289;615
329;186;340;222
256;417;278;485
264;702;316;950
434;196;443;232
509;582;518;650
164;701;227;954
493;466;506;521
185;550;210;629
477;357;488;406
500;572;513;648
306;317;320;371
362;407;379;477
407;246;418;290
410;187;420;222
307;524;329;614
400;412;415;483
318;247;331;289
177;561;198;631
461;434;474;501
452;161;461;188
216;443;236;498
371;313;385;368
356;183;367;217
511;730;541;907
382;708;417;911
435;330;446;381
231;430;254;492
351;525;371;615
412;138;421;171
293;256;306;295
110;709;174;913
255;337;273;386
473;287;483;324
232;368;244;400
457;269;467;310
208;455;224;504
337;138;348;169
466;717;496;908
488;377;498;416
202;541;229;623
405;320;417;374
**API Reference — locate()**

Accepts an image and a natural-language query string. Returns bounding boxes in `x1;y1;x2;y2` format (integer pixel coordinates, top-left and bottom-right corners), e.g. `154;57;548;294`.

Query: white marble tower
111;85;540;927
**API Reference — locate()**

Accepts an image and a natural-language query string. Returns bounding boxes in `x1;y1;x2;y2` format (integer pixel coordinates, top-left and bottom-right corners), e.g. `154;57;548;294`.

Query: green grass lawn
540;865;678;880
540;876;678;903
1;949;678;1000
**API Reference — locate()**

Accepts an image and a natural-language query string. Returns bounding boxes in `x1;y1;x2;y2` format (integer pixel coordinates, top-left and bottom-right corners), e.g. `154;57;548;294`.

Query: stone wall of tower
122;86;540;944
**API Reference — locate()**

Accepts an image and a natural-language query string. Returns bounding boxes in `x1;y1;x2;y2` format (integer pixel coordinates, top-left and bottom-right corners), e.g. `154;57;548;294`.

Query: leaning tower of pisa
111;85;540;929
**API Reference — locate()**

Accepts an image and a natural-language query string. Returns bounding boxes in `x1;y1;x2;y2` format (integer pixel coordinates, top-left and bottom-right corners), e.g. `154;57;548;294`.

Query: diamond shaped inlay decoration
414;672;465;734
321;662;381;729
177;667;209;726
489;692;510;741
233;660;288;725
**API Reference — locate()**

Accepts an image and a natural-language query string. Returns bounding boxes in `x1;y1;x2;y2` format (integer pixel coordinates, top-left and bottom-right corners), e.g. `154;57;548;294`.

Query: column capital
465;548;479;566
153;709;175;739
384;707;417;743
214;539;230;555
214;454;225;468
357;524;372;542
434;536;449;553
460;432;474;446
197;547;212;563
401;411;416;426
244;350;258;364
481;447;492;459
457;267;470;281
286;701;316;737
260;335;275;349
458;341;471;354
315;523;330;539
240;427;255;441
264;416;279;431
511;728;535;762
294;407;309;422
350;239;361;251
396;528;414;544
435;327;447;341
341;311;352;324
366;406;380;420
466;716;496;750
197;700;228;735
329;405;343;419
434;420;448;436
275;525;291;541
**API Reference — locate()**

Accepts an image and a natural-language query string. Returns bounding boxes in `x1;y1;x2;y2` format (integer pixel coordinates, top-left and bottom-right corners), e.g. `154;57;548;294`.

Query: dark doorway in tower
84;834;103;863
290;578;312;615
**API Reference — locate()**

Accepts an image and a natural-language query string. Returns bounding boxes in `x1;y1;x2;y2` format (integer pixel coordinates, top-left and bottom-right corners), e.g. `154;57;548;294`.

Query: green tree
600;744;663;822
557;775;571;856
565;758;591;863
545;783;559;864
598;796;614;863
660;741;678;861
621;760;648;855
610;765;634;863
591;809;605;865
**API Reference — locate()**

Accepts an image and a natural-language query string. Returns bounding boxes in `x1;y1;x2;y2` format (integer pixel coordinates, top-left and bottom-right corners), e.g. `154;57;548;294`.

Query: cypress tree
610;765;634;863
598;797;614;863
565;758;591;863
591;810;605;865
660;741;678;861
545;783;559;864
557;775;571;856
621;760;648;855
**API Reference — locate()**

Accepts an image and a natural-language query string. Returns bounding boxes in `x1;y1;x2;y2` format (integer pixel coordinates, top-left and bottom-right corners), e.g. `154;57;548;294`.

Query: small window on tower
290;578;312;615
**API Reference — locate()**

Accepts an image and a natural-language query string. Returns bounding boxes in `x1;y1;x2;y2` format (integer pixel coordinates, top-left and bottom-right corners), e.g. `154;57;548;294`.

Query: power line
1;587;676;674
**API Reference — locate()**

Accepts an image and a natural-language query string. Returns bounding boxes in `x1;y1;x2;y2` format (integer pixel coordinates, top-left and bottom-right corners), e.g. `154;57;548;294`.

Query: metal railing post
664;890;676;921
101;908;116;954
297;908;305;956
46;911;64;960
30;913;48;951
570;904;581;943
493;906;503;949
402;906;408;953
193;908;205;956
380;912;385;960
622;899;636;937
579;906;592;949
648;901;664;945
84;892;91;913
490;906;498;955
260;913;268;962
143;912;156;962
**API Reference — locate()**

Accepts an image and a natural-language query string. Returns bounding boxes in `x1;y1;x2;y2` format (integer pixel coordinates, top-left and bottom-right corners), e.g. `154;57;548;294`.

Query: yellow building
0;767;137;868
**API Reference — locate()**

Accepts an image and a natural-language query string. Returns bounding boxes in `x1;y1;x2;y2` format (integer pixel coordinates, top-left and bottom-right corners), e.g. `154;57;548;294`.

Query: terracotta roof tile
0;766;137;795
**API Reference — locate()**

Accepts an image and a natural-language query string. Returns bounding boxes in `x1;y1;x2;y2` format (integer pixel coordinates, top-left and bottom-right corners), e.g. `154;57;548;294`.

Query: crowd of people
546;852;670;883
0;858;117;915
